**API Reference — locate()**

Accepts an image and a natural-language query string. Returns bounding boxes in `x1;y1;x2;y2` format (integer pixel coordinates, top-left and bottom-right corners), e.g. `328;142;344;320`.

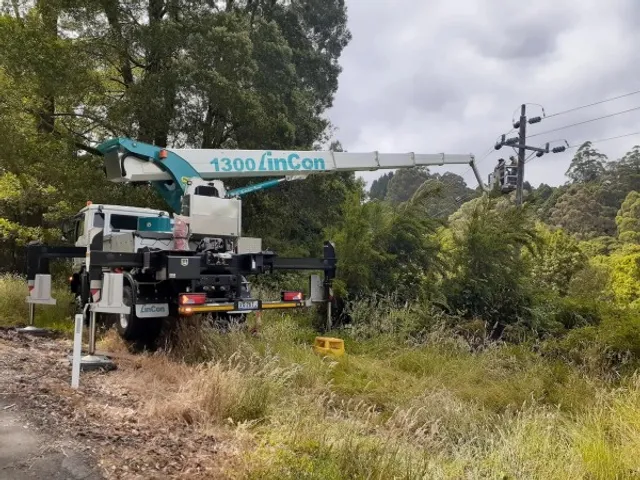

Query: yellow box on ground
313;337;345;357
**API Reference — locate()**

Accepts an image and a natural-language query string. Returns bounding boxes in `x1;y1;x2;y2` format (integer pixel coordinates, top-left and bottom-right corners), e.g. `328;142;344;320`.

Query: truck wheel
116;285;162;345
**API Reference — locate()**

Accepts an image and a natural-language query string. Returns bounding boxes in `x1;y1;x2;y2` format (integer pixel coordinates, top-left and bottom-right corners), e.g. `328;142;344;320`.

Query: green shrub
552;297;602;330
543;308;640;376
442;196;539;339
0;273;74;332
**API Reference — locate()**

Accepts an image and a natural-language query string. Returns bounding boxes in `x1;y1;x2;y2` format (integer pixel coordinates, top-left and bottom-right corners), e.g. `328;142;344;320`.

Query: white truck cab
69;203;170;249
66;204;172;275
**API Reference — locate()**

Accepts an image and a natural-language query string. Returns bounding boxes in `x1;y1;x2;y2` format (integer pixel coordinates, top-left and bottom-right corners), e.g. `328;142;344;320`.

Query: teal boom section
225;179;285;198
96;137;202;213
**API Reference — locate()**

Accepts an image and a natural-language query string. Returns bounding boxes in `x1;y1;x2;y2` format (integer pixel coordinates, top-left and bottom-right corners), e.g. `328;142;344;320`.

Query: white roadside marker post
71;313;83;389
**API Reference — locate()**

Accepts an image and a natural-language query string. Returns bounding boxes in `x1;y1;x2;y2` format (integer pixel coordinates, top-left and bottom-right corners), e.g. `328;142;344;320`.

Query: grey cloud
461;12;567;61
327;0;640;189
488;29;557;60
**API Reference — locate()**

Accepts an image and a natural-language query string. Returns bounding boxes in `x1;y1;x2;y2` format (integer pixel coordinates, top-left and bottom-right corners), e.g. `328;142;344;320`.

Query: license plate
235;299;261;311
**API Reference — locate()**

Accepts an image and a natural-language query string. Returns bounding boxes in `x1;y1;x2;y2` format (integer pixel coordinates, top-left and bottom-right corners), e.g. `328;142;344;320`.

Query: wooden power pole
515;104;527;206
494;104;567;206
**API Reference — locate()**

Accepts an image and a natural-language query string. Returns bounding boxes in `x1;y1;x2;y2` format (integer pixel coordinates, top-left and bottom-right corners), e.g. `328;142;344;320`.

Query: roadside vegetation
4;159;640;477
21;307;634;480
4;154;640;477
2;1;640;477
0;273;74;332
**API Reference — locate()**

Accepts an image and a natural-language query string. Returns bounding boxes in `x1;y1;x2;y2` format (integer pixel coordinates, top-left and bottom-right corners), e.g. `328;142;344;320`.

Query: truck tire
116;285;162;345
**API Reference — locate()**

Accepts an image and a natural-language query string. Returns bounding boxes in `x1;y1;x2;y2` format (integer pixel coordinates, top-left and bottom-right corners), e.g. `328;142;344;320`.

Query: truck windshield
110;214;139;231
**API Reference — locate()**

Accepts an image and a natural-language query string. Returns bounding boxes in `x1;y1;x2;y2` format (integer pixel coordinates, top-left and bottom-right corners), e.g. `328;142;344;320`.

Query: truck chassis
26;239;336;344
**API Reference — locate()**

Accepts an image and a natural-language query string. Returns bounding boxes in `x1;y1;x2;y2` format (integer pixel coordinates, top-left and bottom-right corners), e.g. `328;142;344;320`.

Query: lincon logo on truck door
135;304;169;318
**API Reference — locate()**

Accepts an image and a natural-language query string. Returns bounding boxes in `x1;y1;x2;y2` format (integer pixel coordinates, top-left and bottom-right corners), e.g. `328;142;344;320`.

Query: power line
544;89;640;119
431;190;479;218
418;133;516;217
479;146;495;163
513;104;545;124
464;133;515;178
494;104;566;204
524;151;538;164
420;156;492;217
567;131;640;149
422;129;640;215
528;105;640;138
523;132;640;166
446;144;497;189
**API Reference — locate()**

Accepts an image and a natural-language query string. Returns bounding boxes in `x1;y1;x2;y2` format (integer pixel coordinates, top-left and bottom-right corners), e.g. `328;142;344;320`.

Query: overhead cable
528;106;640;138
567;131;640;149
544;89;640;119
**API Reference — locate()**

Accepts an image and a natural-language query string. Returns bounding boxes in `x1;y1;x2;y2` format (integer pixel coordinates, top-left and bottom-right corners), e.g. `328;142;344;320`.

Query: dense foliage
369;166;480;218
321;140;640;362
2;0;640;374
4;5;640;479
0;0;358;270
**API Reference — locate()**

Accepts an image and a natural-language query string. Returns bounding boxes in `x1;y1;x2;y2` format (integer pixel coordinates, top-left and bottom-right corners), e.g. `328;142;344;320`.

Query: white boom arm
106;147;476;183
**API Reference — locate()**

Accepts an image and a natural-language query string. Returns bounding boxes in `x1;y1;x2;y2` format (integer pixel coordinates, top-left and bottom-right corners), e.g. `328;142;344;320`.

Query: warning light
179;293;206;305
159;149;168;159
282;291;304;302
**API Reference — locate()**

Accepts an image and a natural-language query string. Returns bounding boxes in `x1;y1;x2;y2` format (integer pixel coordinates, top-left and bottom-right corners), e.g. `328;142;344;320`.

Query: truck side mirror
60;219;73;242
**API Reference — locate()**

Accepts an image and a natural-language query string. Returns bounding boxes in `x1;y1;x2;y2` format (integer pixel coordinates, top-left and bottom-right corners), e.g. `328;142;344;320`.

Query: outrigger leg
19;266;56;336
74;308;115;371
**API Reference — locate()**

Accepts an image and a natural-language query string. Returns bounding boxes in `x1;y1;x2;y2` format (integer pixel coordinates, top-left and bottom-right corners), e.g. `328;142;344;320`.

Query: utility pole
494;104;566;206
516;104;527;206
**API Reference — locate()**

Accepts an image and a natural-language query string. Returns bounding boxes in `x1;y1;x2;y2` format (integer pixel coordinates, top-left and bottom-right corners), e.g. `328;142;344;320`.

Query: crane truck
24;137;485;358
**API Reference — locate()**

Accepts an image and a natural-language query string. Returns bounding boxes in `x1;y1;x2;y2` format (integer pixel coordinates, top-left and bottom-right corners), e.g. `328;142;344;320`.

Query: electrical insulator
552;146;566;153
495;143;502;150
536;151;544;157
505;137;519;145
528;116;542;124
513;121;520;129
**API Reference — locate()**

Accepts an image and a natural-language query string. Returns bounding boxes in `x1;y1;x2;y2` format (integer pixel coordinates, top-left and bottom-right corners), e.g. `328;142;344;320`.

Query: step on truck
25;137;484;345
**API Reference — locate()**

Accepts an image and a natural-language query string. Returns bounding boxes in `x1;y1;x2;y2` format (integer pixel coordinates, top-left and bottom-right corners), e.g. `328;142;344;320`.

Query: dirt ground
0;328;240;480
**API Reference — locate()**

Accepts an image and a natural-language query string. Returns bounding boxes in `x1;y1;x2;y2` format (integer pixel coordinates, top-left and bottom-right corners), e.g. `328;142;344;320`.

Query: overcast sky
326;0;640;191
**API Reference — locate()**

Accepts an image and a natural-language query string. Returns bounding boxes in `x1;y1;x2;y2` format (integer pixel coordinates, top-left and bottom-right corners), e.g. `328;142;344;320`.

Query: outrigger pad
67;353;117;372
16;326;50;336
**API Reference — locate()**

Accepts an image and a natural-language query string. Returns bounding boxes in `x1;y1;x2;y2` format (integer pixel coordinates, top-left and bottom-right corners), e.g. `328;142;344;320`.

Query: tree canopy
5;1;640;354
0;0;358;269
565;141;607;184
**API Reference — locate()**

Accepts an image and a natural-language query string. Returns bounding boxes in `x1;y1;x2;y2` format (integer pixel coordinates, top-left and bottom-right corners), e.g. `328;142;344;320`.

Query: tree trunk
136;0;174;147
35;0;57;134
101;0;134;87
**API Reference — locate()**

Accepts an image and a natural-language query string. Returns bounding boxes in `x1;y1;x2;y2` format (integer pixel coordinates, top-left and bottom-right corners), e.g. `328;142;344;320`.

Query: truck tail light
282;291;304;302
179;293;206;305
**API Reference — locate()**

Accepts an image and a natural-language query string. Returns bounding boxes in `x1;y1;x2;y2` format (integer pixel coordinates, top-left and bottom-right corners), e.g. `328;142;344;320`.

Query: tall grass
110;308;640;479
2;274;640;478
0;273;74;332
